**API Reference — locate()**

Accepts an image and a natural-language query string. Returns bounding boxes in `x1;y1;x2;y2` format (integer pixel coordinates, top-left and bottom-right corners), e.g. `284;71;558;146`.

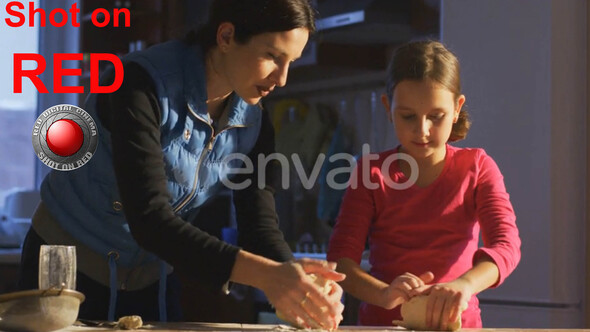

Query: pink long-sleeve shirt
327;145;521;327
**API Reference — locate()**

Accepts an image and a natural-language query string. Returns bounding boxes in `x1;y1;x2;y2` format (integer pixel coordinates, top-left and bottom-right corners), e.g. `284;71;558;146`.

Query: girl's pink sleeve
473;150;521;287
327;160;375;264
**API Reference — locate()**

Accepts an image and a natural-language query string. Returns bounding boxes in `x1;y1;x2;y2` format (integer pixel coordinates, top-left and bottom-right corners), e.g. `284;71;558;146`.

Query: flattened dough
392;295;466;331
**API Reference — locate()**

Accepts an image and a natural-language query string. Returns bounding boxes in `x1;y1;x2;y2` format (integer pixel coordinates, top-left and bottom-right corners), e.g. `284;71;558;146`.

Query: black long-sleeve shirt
96;62;293;291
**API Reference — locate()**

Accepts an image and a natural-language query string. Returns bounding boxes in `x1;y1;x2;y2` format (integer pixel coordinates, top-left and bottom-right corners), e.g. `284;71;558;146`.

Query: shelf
269;66;386;98
317;22;430;45
313;0;439;45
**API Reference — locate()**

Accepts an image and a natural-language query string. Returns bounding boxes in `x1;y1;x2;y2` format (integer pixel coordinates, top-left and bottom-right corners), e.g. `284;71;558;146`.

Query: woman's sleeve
232;109;293;262
473;151;521;287
327;160;375;264
104;62;240;291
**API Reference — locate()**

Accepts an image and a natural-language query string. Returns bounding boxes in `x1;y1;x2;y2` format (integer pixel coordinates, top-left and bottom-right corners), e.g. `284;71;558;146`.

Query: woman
19;0;344;329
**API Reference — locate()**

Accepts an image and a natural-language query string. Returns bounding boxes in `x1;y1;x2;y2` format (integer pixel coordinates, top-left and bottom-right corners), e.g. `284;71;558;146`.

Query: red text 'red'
14;53;124;94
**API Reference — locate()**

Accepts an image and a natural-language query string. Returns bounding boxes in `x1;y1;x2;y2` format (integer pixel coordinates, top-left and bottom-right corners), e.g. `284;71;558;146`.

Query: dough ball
310;274;332;295
116;315;143;330
392;295;465;331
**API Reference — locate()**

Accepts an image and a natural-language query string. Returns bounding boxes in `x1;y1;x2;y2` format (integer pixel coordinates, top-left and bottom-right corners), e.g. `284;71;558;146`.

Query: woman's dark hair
190;0;316;53
385;40;470;142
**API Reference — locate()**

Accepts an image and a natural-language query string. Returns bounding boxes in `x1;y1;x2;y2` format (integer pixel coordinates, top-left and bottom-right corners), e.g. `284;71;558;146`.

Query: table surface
59;322;590;332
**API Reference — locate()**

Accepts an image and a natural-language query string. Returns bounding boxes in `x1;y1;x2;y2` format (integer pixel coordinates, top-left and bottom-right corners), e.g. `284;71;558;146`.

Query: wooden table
59;322;590;332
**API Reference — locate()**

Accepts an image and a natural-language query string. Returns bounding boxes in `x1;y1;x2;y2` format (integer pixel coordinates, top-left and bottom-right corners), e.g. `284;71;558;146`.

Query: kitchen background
0;0;588;328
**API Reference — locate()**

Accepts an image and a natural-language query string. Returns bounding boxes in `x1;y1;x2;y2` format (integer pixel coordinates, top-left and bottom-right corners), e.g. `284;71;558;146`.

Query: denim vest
41;41;262;268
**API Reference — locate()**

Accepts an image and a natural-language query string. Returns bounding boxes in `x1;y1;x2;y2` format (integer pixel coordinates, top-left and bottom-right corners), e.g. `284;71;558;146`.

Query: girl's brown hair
385;40;470;142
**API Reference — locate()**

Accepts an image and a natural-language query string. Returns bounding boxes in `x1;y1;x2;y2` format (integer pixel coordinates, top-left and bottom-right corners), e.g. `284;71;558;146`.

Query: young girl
327;40;521;329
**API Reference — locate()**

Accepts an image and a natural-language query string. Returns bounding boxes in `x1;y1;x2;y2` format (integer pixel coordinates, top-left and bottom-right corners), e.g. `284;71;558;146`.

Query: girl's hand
261;259;345;330
423;279;472;331
382;271;434;309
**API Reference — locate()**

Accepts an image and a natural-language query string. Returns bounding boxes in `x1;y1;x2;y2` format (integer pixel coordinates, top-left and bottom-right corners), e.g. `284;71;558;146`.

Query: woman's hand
260;259;345;330
381;271;434;310
422;278;472;331
298;258;346;328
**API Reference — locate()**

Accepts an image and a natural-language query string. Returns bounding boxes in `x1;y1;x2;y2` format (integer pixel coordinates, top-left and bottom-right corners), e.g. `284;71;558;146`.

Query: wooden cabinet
265;1;440;250
80;0;186;54
77;0;190;103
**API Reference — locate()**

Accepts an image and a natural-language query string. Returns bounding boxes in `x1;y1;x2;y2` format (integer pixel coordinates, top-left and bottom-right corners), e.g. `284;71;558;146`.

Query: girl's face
219;26;309;105
382;79;465;162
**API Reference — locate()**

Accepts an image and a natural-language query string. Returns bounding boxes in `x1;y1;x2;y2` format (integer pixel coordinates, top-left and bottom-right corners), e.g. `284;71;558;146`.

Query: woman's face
383;79;464;162
220;27;309;105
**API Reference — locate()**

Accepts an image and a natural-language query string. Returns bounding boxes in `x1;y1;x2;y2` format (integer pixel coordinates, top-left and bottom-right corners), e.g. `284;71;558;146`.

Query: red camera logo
32;104;98;171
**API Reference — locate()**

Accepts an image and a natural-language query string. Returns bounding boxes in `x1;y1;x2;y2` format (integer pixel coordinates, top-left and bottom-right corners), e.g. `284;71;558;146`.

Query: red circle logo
46;119;84;157
32;104;98;171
